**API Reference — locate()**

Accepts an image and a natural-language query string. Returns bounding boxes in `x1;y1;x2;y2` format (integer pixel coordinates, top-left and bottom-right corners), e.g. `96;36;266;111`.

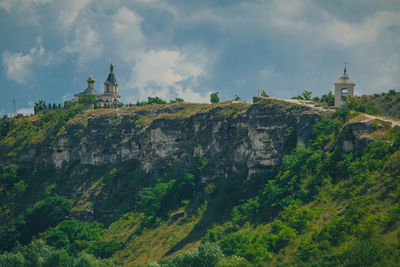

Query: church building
334;66;355;107
74;64;121;106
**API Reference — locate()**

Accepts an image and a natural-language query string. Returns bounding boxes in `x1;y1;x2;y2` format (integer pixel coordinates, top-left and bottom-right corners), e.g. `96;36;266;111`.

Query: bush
42;249;70;267
388;89;396;95
0;252;26;267
74;252;100;267
216;255;252;267
297;236;319;262
166;242;224;267
44;219;109;256
219;231;272;264
279;204;314;233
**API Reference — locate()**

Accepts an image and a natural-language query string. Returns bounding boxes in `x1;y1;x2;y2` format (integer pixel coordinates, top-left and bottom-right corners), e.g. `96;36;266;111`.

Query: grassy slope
358;91;400;119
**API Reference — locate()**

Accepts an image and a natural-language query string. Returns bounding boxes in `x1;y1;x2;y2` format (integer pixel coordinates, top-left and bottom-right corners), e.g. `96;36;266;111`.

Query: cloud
174;85;211;103
0;0;51;24
58;0;92;29
2;37;60;84
63;25;103;66
124;49;208;102
112;7;144;59
2;51;34;84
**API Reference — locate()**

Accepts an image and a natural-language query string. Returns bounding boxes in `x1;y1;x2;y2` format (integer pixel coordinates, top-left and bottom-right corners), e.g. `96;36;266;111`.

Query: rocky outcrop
2;99;324;177
48;99;322;177
337;116;392;152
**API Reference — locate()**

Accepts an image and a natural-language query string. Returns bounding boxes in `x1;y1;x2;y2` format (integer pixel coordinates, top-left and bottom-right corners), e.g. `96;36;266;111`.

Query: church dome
87;74;95;83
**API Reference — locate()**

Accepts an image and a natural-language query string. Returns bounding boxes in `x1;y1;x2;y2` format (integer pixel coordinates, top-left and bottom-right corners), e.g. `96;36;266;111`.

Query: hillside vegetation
357;89;400;119
0;99;400;266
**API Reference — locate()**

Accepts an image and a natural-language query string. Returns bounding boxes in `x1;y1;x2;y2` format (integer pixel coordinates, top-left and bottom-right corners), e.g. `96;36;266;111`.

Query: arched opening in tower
341;88;348;102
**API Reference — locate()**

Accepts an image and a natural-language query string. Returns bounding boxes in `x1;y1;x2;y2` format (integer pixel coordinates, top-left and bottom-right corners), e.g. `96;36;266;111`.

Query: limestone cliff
1;98;323;177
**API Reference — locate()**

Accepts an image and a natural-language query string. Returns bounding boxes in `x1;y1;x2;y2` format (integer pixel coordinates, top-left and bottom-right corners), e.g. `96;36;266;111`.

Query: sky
1;0;400;115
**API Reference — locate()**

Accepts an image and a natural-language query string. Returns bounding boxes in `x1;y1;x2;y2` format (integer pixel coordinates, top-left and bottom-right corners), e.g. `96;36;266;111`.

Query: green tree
21;196;72;244
210;92;220;104
321;90;334;106
302;90;312;100
34;100;47;113
78;95;98;105
147;96;167;105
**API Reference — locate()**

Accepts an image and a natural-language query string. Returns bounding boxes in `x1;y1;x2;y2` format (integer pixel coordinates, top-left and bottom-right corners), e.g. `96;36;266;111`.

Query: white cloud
58;0;92;29
124;49;208;102
112;7;144;59
2;51;33;84
63;25;103;66
2;37;60;84
316;11;400;47
174;85;211;103
0;0;51;24
133;0;178;16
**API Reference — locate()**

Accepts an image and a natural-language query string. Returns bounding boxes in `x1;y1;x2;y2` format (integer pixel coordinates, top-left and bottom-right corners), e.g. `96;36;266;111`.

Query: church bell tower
334;64;355;107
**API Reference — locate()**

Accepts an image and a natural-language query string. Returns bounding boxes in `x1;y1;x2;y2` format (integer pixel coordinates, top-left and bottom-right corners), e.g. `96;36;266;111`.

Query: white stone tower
334;65;355;107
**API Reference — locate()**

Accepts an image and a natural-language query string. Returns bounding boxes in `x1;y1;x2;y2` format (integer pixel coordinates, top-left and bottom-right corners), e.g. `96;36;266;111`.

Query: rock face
48;99;322;177
3;99;323;177
337;117;387;152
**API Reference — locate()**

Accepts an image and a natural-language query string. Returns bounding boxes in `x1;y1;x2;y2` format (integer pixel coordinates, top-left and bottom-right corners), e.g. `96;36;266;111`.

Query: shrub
42;249;70;267
74;252;100;267
297;236;319;262
219;231;272;264
0;252;26;267
166;242;224;267
279;204;314;233
388;89;396;95
217;255;252;267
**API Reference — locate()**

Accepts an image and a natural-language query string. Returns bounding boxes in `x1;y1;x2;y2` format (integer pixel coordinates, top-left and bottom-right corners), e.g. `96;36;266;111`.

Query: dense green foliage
0;195;72;250
0;240;115;267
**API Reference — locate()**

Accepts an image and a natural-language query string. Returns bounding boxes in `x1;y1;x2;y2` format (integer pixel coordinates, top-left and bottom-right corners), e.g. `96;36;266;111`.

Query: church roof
104;64;118;85
74;90;101;96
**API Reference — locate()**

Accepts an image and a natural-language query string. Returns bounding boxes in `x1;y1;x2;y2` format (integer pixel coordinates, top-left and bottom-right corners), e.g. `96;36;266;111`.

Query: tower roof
105;63;117;85
335;65;355;85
